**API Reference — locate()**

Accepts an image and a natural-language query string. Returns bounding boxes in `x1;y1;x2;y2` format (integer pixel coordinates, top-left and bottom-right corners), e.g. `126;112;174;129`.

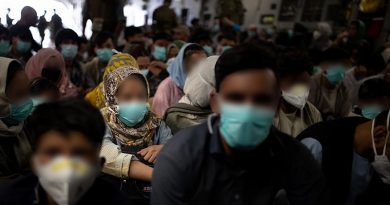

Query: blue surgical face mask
152;46;167;61
61;44;79;60
140;69;149;77
325;65;346;85
219;102;275;150
117;102;149;127
96;48;113;63
16;40;31;54
203;45;213;56
0;40;11;56
362;105;384;119
1;99;33;126
222;46;232;53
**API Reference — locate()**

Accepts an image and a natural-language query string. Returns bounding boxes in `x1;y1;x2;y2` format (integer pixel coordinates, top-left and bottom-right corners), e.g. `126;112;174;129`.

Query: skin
115;77;163;179
184;51;207;74
167;46;179;59
137;56;150;71
34;90;60;102
320;60;350;89
209;69;280;155
173;30;189;42
154;39;170;48
358;97;390;110
20;7;38;27
279;72;310;113
32;130;103;205
94;38;115;52
5;70;30;103
354;121;390;160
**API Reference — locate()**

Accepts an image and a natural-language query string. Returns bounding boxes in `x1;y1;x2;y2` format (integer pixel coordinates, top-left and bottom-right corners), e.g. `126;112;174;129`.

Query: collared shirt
151;117;327;205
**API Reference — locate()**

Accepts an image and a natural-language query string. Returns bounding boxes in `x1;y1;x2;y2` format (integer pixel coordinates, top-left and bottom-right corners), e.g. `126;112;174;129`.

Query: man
55;29;85;90
357;78;390;119
13;6;41;52
122;26;145;54
0;99;130;204
297;110;390;205
152;0;178;33
344;52;386;106
151;44;326;204
173;25;190;42
216;33;236;54
308;47;352;120
274;49;322;137
84;31;115;88
9;24;34;65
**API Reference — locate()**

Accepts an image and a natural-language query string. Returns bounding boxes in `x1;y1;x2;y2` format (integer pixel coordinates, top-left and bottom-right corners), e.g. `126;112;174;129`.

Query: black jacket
151;116;328;205
0;172;131;205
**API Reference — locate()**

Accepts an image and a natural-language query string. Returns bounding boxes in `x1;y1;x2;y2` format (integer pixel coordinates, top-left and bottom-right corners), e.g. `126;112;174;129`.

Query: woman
25;48;78;97
164;56;219;134
85;53;138;109
152;43;207;116
100;66;172;202
0;57;32;180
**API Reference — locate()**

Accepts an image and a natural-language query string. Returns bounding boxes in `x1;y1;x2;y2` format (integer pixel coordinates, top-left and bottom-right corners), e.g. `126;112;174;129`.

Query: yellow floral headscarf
85;53;138;109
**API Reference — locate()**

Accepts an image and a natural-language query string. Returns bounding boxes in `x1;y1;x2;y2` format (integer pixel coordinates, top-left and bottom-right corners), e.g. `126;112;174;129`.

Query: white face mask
282;84;310;110
34;156;99;205
371;111;390;185
313;30;322;40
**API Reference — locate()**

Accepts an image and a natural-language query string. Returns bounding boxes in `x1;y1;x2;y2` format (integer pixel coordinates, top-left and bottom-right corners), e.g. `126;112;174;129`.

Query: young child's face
115;76;148;104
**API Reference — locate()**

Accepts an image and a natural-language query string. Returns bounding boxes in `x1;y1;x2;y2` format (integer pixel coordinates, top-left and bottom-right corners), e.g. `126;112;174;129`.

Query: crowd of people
0;0;390;204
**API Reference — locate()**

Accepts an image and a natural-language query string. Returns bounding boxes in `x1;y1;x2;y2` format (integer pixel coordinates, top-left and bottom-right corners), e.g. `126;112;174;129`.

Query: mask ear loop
382;110;390;156
371;118;378;156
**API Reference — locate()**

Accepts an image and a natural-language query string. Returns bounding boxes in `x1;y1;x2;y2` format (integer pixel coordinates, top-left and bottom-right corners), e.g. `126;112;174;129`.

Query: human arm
100;126;153;181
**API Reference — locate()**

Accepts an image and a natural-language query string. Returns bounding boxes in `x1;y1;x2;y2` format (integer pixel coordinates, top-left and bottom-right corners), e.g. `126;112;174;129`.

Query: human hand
137;145;164;164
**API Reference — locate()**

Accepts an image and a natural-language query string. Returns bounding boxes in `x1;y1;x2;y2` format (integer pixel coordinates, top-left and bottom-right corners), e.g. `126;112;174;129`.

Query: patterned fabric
101;67;160;146
85;53;138;109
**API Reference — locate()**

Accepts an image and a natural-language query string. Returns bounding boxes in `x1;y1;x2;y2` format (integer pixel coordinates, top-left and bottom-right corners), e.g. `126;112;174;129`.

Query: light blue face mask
152;46;167;61
203;45;213;56
325;65;346;85
1;99;33;126
0;40;11;56
16;40;31;54
222;46;232;53
140;69;149;77
96;48;113;62
362;105;384;119
219;102;275;150
61;44;78;60
117;102;149;127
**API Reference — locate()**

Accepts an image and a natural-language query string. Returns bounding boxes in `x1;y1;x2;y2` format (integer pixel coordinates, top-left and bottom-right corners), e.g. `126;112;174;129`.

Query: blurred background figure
152;0;177;33
37;10;48;46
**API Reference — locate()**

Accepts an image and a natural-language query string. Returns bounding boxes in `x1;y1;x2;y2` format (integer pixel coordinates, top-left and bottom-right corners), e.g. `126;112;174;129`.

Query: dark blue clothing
151;116;327;205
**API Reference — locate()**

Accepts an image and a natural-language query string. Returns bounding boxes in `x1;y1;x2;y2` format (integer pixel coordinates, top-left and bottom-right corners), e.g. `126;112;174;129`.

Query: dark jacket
151;116;328;205
0;172;131;205
297;117;370;204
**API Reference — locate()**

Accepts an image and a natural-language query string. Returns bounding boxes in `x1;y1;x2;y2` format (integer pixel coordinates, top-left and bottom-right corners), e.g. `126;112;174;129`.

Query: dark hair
93;31;114;47
29;77;59;96
357;53;386;73
128;43;149;59
29;99;106;150
153;32;172;42
55;28;80;49
183;44;205;59
9;24;33;41
191;18;200;26
189;30;212;44
374;109;390;127
359;78;390;100
124;26;143;39
0;25;10;40
215;43;277;92
6;60;23;90
320;47;350;63
217;32;236;42
277;48;312;78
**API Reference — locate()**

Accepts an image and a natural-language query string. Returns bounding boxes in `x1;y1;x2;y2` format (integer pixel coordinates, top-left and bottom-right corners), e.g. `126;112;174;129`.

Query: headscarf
179;56;219;108
25;48;75;97
167;43;194;90
101;67;160;146
85;53;138;109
